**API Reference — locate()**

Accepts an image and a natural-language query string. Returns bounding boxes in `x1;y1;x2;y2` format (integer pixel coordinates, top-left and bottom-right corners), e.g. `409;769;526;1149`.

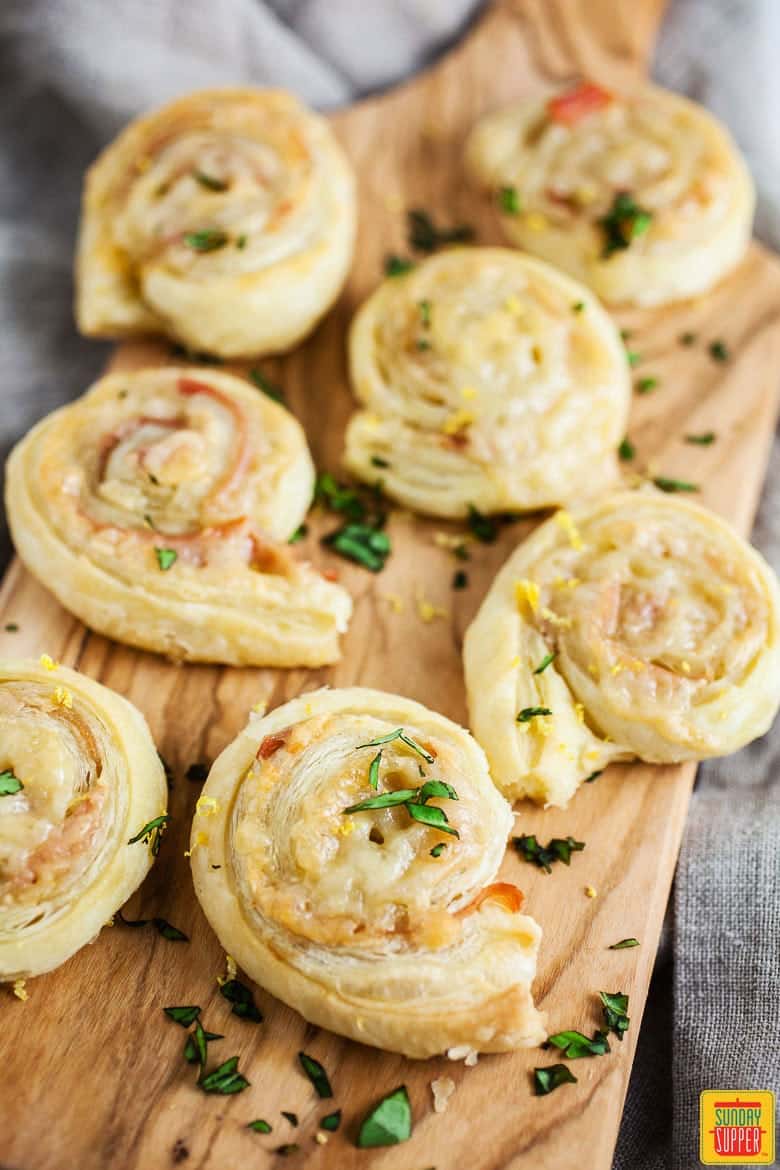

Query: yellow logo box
700;1090;775;1165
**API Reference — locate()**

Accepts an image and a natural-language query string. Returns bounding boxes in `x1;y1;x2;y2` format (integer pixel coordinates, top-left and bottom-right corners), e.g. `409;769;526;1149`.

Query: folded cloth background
0;1;778;1165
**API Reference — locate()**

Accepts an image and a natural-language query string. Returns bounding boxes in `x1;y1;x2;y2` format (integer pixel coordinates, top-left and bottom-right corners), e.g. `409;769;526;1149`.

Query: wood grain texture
3;1;780;1167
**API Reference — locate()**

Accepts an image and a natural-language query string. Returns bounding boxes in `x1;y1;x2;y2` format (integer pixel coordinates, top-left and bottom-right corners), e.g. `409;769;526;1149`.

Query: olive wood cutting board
2;1;780;1168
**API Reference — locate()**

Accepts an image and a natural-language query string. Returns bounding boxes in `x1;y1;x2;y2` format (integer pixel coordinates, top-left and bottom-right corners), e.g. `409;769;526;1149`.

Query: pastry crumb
315;1132;328;1145
53;686;73;708
39;654;58;671
447;1045;479;1066
585;885;598;898
431;1076;456;1113
382;593;405;614
13;979;28;1001
416;589;448;623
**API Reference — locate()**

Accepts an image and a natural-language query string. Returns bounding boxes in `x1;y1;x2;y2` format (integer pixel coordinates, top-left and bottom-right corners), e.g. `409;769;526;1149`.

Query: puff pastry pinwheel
76;88;356;357
465;81;754;306
344;247;630;517
464;491;780;808
0;658;166;981
6;368;352;666
191;687;546;1059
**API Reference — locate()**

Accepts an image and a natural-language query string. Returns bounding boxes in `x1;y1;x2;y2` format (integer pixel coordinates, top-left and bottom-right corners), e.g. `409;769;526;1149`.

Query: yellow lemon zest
12;980;28;1001
416;589;448;623
515;579;540;615
585;885;598;899
541;606;572;629
383;592;405;614
442;408;475;436
196;795;220;818
555;510;584;550
53;686;73;709
40;654;58;671
574;703;585;724
525;211;548;232
460;385;478;400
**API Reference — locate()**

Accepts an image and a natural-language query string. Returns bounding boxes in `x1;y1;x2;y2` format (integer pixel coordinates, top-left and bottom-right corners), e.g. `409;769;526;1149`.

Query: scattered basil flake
636;376;658;394
320;1110;342;1132
194;171;229;192
281;1111;299;1127
298;1051;333;1099
467;504;498;543
497;186;522;215
685;431;716;446
384;254;415;277
220;978;263;1023
452;569;468;590
679;331;697;346
288;524;308;544
416;337;432;351
164;1005;201;1027
584;770;603;783
454;542;470;561
116;910;188;941
533;651;556;675
127;813;170;855
571;301;585;313
371;455;391;468
357;1085;412;1148
626;350;641;367
198;1055;250;1095
368;750;382;790
533;1064;578;1095
236;234;247;249
356;727;435;763
599;990;630;1040
248;1119;272;1133
430;843;447;858
653;476;699;494
418;299;432;328
609;938;640;950
513;834;585;874
618;437;635;461
406;802;459;836
545;1029;610;1059
407;209;474;254
249;368;285;403
184;1028;222;1064
323;523;391;572
0;769;23;796
708;339;729;362
4;623;18;632
183;229;229;253
315;472;368;521
185;762;209;783
155;548;177;572
598;192;652;258
517;706;552;723
344;789;421;813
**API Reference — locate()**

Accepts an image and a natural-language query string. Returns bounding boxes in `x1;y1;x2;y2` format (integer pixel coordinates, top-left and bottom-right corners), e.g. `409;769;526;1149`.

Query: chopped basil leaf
249;368;285;403
155;547;177;571
116;910;188;941
533;651;556;675
533;1064;578;1095
636;376;658;394
516;706;552;723
344;789;420;813
406;802;459;836
198;1055;250;1095
571;301;585;313
599;192;652;258
599;990;630;1040
248;1119;272;1133
236;234;247;249
618;436;635;461
357;1085;412;1148
323;523;391;572
368;750;382;790
0;769;23;796
220;978;263;1023
452;569;468;590
416;337;432;351
384;254;415;277
194;171;229;192
430;843;447;858
609;938;640;950
298;1051;333;1098
584;769;603;783
407;209;474;254
184;1027;223;1065
288;524;308;544
315;472;367;521
183;229;229;253
418;299;432;328
685;431;716;446
417;779;458;802
708;339;729;362
497;186;522;215
653;476;699;493
679;331;697;346
4;622;19;632
320;1110;341;1132
545;1029;610;1059
127;813;170;855
186;762;209;783
626;350;641;367
467;504;498;543
164;1005;201;1027
281;1112;299;1126
513;834;585;874
356;727;434;763
371;455;391;468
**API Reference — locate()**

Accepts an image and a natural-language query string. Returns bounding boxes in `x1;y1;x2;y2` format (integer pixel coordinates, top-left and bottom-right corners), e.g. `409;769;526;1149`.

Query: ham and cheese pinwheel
0;659;166;981
6;368;352;666
191;687;545;1058
345;248;630;517
76;89;356;357
465;82;754;306
464;491;780;808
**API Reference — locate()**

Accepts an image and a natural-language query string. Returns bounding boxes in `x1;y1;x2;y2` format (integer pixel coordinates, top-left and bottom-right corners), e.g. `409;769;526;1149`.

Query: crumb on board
585;885;598;899
431;1076;456;1113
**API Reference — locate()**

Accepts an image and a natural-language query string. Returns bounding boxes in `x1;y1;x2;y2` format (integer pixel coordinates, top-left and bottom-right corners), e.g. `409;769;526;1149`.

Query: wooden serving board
3;2;780;1168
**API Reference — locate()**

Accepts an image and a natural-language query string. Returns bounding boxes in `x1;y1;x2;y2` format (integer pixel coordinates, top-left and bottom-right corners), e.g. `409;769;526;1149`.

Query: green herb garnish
323;523;391;572
585;769;603;783
0;769;23;796
418;299;432;328
198;1055;250;1095
517;706;552;722
288;524;308;544
598;192;652;258
127;813;170;855
467;504;498;543
320;1110;341;1132
709;339;729;362
154;548;177;572
164;1005;201;1027
384;254;415;277
357;1085;412;1148
248;1119;272;1133
4;623;18;632
545;1029;610;1059
533;1064;578;1095
281;1112;298;1127
609;938;640;950
497;186;522;215
626;350;641;367
315;472;367;521
636;376;658;394
513;834;585;874
371;455;391;468
685;431;716;445
249;368;285;403
618;437;635;461
194;172;229;192
236;234;247;249
599;990;630;1040
453;569;468;590
345;779;459;837
407;209;474;254
184;1020;220;1066
356;728;434;763
298;1051;333;1099
368;751;382;790
117;910;189;941
572;301;585;313
416;337;432;351
533;651;556;674
653;476;699;493
430;843;447;858
183;229;229;253
220;978;263;1023
679;331;697;346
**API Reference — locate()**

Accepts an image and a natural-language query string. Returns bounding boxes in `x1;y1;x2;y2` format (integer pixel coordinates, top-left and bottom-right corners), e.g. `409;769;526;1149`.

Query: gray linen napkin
0;4;777;1167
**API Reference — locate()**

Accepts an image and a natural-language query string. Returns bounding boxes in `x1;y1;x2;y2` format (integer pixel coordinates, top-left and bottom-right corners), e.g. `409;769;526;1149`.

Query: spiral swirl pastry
191;687;545;1058
6;368;352;666
345;248;630;517
76;88;356;358
464;491;780;808
465;82;754;306
0;659;166;981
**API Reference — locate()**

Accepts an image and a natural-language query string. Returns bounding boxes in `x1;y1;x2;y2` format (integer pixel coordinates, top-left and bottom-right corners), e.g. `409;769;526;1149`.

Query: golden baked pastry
0;658;166;981
191;687;545;1058
345;247;630;517
76;88;356;357
6;368;352;666
464;491;780;807
465;82;754;306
